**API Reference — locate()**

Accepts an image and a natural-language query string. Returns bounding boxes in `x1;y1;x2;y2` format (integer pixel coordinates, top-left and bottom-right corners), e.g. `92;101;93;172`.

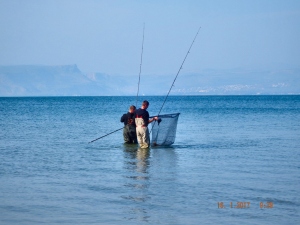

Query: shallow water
0;96;299;224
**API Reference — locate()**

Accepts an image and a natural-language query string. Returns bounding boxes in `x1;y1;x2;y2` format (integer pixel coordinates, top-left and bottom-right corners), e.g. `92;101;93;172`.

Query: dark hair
142;100;149;107
129;105;136;110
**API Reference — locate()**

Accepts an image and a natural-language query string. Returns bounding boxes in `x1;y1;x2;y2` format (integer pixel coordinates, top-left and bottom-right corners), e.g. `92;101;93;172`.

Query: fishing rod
89;127;124;143
136;23;145;106
89;24;145;144
151;27;201;131
89;27;200;144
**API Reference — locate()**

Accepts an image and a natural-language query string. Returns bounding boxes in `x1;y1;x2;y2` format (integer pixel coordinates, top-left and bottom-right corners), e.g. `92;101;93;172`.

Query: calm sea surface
0;96;299;224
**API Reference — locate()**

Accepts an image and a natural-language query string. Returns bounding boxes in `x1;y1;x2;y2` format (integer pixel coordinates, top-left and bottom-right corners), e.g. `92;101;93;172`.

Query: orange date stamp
217;202;273;209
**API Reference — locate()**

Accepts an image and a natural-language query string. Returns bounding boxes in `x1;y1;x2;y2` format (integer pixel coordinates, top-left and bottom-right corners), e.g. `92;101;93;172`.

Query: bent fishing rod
150;27;201;132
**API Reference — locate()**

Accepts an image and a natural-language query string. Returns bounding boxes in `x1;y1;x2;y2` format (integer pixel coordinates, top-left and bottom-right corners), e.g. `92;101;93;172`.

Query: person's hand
154;116;158;120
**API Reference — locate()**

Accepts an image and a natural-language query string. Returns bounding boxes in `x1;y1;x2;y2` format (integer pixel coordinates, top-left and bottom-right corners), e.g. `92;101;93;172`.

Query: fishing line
150;27;201;132
136;23;145;106
90;24;145;144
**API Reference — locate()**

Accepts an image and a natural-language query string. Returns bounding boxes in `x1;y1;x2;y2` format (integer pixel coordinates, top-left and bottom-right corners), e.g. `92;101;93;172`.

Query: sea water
0;96;299;224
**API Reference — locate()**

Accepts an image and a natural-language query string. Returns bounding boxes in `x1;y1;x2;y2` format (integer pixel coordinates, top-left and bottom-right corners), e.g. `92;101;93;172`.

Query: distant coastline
1;65;299;96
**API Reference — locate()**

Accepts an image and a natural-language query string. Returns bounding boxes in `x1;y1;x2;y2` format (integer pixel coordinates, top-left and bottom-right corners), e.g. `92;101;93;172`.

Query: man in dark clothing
135;100;158;148
120;105;137;144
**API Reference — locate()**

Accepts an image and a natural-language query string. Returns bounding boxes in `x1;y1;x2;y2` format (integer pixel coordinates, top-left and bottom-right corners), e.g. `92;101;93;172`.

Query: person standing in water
120;105;137;144
135;100;158;148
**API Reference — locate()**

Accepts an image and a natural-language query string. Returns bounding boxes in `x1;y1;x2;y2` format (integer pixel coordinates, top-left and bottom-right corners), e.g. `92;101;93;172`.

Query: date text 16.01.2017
217;202;273;209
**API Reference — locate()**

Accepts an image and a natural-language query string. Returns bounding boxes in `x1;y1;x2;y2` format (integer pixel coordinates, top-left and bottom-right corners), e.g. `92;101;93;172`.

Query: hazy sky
0;0;299;75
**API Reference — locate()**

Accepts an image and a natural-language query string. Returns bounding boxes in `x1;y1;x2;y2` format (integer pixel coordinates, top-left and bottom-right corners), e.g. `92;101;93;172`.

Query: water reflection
122;144;151;222
123;144;150;175
122;144;179;223
136;148;150;174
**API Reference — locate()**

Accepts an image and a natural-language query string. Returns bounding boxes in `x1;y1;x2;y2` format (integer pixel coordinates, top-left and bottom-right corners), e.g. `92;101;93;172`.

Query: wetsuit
134;108;150;148
120;112;137;144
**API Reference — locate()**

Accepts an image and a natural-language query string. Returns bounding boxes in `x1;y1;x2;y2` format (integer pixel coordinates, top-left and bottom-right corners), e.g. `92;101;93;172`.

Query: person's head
129;105;136;113
141;100;149;109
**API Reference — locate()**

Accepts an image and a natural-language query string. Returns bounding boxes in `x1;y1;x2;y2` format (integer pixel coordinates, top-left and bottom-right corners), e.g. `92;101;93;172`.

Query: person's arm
120;114;126;123
149;116;158;123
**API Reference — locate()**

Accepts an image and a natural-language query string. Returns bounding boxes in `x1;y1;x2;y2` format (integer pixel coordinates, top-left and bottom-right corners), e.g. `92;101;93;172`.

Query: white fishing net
150;113;180;146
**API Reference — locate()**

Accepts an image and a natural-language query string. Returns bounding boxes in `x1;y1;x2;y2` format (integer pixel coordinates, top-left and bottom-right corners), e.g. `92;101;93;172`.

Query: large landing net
150;113;180;146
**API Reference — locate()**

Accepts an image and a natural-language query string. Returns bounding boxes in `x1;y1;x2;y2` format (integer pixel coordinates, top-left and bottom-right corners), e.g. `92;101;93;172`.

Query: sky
0;0;300;76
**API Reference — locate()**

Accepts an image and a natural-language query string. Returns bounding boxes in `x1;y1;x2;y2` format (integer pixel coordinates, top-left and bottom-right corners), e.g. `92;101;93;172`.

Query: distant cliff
0;65;107;96
0;64;170;96
0;65;299;96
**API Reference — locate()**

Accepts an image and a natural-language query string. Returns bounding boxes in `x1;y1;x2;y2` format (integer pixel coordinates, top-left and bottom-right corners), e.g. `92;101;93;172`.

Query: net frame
150;113;180;146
